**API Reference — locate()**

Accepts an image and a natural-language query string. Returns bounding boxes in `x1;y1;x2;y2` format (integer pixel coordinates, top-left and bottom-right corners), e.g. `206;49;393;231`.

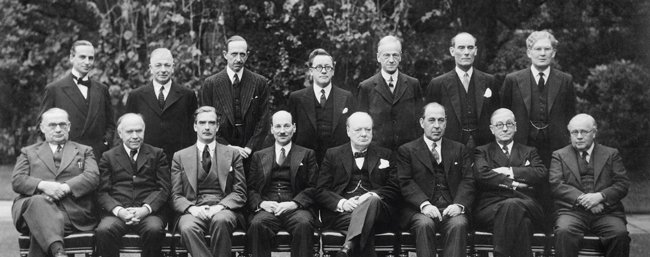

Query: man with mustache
246;110;319;257
473;108;547;257
125;48;198;164
95;113;171;257
39;40;115;158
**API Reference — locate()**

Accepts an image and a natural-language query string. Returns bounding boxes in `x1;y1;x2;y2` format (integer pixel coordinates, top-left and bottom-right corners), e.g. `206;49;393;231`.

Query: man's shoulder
129;84;152;95
429;70;455;85
243;69;269;83
45;74;73;89
171;81;195;94
204;70;229;83
289;86;311;98
331;85;353;97
550;68;573;81
358;73;381;87
176;144;198;156
504;68;529;79
442;138;465;150
141;143;165;155
473;69;495;80
398;72;420;84
370;143;392;156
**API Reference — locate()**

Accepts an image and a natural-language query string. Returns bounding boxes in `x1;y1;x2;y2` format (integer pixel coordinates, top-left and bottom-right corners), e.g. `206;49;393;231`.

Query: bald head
271;110;295;146
568;113;598;151
117;113;146;150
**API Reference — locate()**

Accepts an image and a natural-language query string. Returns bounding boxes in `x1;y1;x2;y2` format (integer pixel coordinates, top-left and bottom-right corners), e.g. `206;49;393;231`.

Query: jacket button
133;176;136;179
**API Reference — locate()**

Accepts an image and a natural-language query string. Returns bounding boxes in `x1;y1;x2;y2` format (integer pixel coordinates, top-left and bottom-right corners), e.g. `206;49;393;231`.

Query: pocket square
229;166;233;171
525;160;530;166
454;161;458;165
379;159;390;169
299;162;304;166
484;88;492;98
342;107;348;114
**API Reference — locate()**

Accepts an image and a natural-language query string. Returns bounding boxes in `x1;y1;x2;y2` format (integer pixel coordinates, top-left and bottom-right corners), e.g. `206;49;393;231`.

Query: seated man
171;106;247;257
247;110;319;257
550;113;630;257
12;107;99;257
316;112;400;257
473;108;547;257
95;113;171;257
398;103;474;257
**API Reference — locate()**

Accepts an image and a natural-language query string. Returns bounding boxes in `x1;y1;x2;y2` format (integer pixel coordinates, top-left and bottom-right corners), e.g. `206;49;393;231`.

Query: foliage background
1;0;649;170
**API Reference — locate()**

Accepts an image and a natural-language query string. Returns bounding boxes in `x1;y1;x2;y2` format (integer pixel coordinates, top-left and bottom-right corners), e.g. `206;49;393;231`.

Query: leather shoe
336;241;356;257
54;249;66;257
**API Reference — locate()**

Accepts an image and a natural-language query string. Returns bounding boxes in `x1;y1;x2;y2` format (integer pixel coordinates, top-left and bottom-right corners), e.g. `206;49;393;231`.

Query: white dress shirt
227;66;244;84
275;142;292;164
152;80;172;100
313;83;332;102
70;69;89;99
531;65;551;86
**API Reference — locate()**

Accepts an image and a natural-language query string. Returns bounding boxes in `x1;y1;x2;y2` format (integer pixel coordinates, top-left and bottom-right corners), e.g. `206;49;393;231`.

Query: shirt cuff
336;199;346;212
112;206;124;216
512;181;520;190
60;183;71;195
143;204;152;214
454;204;466;214
420;201;432;212
507;167;514;178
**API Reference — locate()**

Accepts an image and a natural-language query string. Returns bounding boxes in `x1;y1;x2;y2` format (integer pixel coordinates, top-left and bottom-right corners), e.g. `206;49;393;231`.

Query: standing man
500;31;576;167
40;40;115;158
550;114;630;257
95;113;171;257
171;106;247;257
397;103;474;257
246;111;319;257
201;35;270;162
12;108;99;257
288;49;355;165
357;36;423;151
125;48;197;164
473;108;547;257
426;32;498;150
316;112;400;257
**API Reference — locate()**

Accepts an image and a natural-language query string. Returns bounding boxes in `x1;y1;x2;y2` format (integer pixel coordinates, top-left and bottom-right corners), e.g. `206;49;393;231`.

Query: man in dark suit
426;33;499;150
171;106;247;257
357;36;423;151
500;31;576;168
40;40;115;158
397;103;474;257
95;113;171;257
288;48;355;165
125;48;197;164
201;35;269;161
473;108;547;257
246;110;319;257
550;114;630;257
316;112;400;257
12;108;99;257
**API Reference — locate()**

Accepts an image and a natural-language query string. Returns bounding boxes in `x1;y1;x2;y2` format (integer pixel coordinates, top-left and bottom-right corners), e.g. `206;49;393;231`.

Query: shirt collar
313;83;332;98
455;66;474;79
70;69;88;81
531;65;551;80
123;144;141;156
581;143;595;157
48;142;65;153
350;144;368;155
381;69;399;84
226;66;244;84
497;141;514;153
153;79;172;92
275;142;292;156
197;140;216;154
422;136;442;153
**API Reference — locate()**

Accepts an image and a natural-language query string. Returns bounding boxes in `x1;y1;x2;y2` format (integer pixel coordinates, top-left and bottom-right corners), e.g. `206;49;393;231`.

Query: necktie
158;86;165;109
320;89;327;108
53;144;63;168
538;72;545;91
581;151;589;163
462;73;470;92
129;149;138;164
503;145;510;158
73;75;91;87
233;73;240;88
353;151;367;158
388;76;395;93
278;147;286;165
202;145;212;172
431;142;441;164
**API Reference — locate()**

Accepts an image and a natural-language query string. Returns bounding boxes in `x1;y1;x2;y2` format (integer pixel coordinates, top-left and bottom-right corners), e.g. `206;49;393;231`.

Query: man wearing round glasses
473;108;547;257
288;48;355;165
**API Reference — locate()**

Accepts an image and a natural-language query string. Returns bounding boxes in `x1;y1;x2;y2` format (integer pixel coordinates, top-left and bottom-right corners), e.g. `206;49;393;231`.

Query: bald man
473;108;546;257
125;48;198;164
550;114;630;257
95;113;171;257
246;111;319;257
316;112;400;257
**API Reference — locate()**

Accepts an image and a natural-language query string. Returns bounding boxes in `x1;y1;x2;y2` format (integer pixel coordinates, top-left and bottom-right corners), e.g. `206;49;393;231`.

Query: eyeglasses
570;129;595;137
493;122;516;129
531;47;554;53
152;63;174;69
46;122;70;130
311;65;334;72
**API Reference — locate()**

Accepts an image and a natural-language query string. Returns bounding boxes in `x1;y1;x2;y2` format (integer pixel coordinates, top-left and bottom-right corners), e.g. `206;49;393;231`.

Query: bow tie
73;75;91;87
353;151;367;158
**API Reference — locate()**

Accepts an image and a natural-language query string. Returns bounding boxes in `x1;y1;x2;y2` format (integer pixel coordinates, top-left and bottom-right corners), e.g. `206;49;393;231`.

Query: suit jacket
40;73;115;157
357;72;423;151
171;143;247;225
125;81;197;163
97;143;171;217
473;142;547;212
397;137;474;227
287;85;355;162
200;69;269;151
426;69;499;146
247;144;318;214
11;141;100;233
500;68;575;150
316;143;399;222
549;143;629;214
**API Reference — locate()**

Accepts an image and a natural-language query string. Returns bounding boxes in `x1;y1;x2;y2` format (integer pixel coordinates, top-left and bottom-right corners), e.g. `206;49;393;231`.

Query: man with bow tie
12;108;100;257
246;110;319;257
95;113;171;257
473;108;547;257
426;32;499;151
316;112;399;257
397;103;475;257
39;40;115;158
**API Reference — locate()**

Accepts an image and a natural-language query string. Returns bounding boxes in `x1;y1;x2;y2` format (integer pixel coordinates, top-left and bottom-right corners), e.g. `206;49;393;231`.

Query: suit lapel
441;139;454;174
414;138;434;173
300;88;318;130
473;72;486;119
182;146;199;195
239;70;256;117
372;74;394;104
261;148;274;186
141;84;163;115
392;73;408;104
366;145;379;176
516;71;532;115
444;73;463;123
338;145;353;183
290;146;306;189
331;86;346;131
62;77;88;117
163;82;182;112
116;145;135;175
216;71;235;126
592;144;605;183
135;145;149;173
36;142;57;174
546;68;561;114
490;142;511;168
563;148;582;186
82;81;102;134
56;141;78;175
215;144;232;191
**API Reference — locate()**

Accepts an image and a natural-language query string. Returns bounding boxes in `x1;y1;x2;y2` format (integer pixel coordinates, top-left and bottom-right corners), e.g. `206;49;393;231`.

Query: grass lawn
0;164;17;201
